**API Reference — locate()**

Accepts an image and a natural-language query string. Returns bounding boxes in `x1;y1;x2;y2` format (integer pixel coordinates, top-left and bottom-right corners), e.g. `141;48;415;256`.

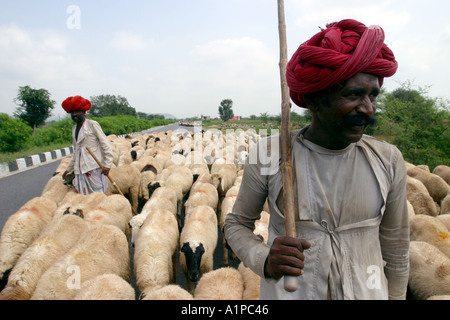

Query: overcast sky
1;0;449;119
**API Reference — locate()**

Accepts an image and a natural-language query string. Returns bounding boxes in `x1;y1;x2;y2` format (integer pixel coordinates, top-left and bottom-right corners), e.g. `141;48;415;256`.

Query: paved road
0;123;240;295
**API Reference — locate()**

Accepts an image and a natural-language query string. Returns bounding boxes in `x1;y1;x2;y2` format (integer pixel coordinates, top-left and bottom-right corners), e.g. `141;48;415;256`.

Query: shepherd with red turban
224;19;410;300
287;19;398;108
62;95;113;197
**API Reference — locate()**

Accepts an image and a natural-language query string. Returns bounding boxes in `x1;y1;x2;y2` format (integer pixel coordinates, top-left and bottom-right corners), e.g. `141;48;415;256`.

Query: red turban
286;19;398;108
62;96;91;113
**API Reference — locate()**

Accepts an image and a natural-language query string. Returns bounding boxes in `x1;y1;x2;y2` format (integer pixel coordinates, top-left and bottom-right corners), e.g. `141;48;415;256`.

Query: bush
0;113;33;152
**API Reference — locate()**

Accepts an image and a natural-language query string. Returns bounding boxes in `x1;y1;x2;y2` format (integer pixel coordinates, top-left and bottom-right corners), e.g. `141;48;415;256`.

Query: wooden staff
85;146;124;197
277;0;298;292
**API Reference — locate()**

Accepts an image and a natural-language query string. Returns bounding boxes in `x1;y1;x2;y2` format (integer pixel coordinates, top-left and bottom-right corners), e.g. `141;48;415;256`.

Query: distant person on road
61;96;113;195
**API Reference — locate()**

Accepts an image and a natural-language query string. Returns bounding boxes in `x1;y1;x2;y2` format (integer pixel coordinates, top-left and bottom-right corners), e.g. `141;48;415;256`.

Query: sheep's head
180;241;205;283
148;182;161;199
129;215;146;246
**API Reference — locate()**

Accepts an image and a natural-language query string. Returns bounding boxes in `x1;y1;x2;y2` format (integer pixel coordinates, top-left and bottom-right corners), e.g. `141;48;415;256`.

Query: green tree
89;94;136;117
0;113;33;152
13;85;55;135
374;83;449;168
218;99;234;121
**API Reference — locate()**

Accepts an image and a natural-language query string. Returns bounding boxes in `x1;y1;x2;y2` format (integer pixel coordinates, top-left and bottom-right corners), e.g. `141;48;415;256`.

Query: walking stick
85;146;124;197
277;0;298;292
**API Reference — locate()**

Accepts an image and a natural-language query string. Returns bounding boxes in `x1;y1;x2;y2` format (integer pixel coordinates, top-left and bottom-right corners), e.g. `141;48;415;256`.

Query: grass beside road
0;142;72;164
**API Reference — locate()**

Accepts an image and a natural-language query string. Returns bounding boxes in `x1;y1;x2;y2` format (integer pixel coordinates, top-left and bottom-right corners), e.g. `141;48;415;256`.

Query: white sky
0;0;449;119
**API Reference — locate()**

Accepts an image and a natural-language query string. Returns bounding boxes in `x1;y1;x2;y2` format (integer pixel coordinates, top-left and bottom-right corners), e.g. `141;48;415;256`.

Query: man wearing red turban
62;96;113;195
224;19;409;300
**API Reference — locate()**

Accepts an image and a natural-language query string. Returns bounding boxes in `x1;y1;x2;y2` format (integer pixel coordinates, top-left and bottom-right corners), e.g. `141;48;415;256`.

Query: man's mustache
341;114;377;127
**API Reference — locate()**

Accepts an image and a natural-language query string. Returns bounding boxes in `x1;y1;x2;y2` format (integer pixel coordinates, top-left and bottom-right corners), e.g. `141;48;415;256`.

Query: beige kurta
224;127;410;300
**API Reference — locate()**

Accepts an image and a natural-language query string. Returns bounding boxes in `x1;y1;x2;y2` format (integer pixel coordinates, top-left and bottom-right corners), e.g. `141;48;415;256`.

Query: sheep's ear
180;242;191;253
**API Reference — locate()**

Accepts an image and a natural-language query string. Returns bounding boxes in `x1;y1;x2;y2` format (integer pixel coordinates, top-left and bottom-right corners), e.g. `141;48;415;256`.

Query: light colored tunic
224;127;410;300
66;119;113;195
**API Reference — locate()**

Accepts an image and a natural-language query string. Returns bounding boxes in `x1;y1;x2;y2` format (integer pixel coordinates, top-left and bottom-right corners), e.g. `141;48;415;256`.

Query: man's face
70;110;86;124
313;73;380;149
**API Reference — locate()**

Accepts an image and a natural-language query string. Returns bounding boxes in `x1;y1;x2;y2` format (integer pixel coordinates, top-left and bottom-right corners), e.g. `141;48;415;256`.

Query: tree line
1;84;449;169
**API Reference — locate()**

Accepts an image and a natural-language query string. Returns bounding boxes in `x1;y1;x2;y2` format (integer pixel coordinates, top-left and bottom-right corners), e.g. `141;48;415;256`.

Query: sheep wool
106;164;142;215
0;214;88;300
433;165;450;184
238;262;260;300
30;224;130;300
134;208;179;299
74;274;136;300
407;166;449;203
410;215;450;257
0;197;56;287
408;241;450;300
436;214;450;232
142;284;193;300
194;267;244;300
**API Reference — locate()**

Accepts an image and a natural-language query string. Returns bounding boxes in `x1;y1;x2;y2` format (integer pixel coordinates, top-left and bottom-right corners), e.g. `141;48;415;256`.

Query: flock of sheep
0;126;448;300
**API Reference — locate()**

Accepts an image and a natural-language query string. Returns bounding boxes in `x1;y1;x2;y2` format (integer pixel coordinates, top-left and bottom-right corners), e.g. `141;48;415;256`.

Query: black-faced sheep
0;197;56;290
74;274;136;300
193;267;244;300
134;208;179;299
30;224;130;300
408;241;450;300
179;205;218;293
410;214;450;257
0;214;87;300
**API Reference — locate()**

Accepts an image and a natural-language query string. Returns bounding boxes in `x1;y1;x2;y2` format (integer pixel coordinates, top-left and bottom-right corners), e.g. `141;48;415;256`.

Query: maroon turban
62;96;91;113
286;19;398;108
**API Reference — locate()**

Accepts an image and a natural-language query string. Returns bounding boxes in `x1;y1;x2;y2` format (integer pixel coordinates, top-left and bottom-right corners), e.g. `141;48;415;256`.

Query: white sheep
193;267;244;300
440;194;450;215
74;274;136;300
83;194;133;239
179;205;218;293
433;165;450;184
134;208;179;299
41;174;71;206
141;284;193;300
408;241;450;300
210;158;237;197
407;166;449;203
106;164;141;215
129;186;177;245
238;262;260;300
436;214;450;232
0;214;87;300
409;214;450;257
183;181;219;218
220;185;239;266
0;197;56;289
30;224;130;300
407;192;439;217
254;210;270;244
52;191;107;219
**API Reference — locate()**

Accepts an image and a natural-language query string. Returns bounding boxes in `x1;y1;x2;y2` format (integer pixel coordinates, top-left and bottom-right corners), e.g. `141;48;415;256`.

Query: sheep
52;191;107;219
83;194;133;239
30;224;130;300
433;165;450;184
129;186;177;246
408;241;450;300
254;210;270;244
179;205;218;293
440;194;450;215
183;181;219;218
436;214;450;231
141;284;193;300
210;158;237;197
0;197;56;290
238;262;260;300
407;191;439;217
0;214;88;300
193;267;244;300
74;274;136;300
134;208;179;299
41;174;71;205
106;164;141;215
407;166;449;203
407;200;416;220
220;185;239;266
409;214;450;257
